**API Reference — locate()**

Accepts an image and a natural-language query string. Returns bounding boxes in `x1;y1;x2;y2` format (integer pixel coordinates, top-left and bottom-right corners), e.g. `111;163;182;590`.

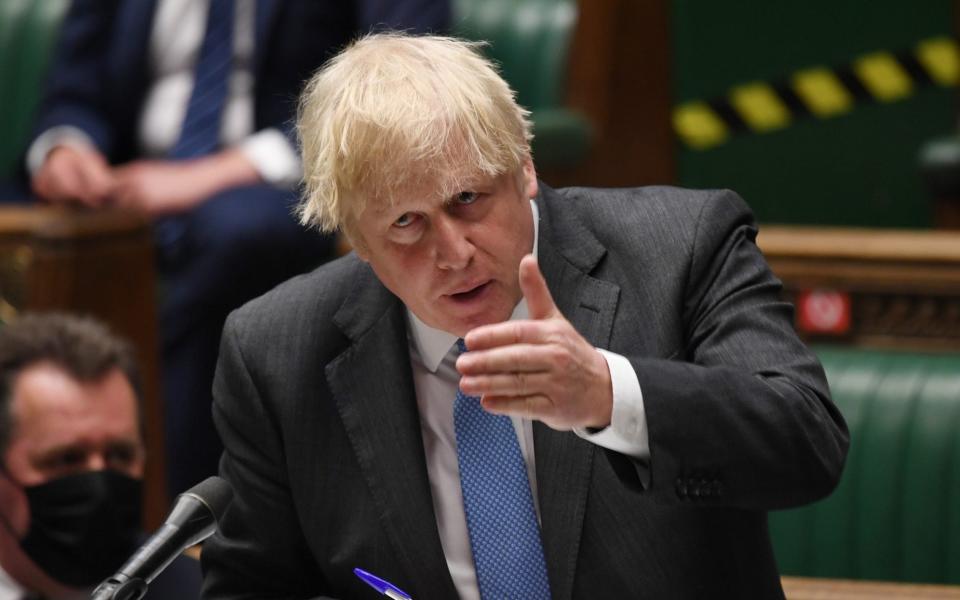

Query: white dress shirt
407;199;649;599
0;564;23;600
27;0;300;187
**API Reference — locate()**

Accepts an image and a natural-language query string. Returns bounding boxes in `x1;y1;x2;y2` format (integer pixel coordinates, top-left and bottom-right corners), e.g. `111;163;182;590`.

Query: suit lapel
533;185;621;600
326;266;457;597
254;0;281;73
113;0;158;88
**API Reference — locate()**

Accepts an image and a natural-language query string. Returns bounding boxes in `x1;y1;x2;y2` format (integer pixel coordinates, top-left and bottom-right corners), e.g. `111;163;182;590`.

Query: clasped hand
32;145;259;216
457;255;614;431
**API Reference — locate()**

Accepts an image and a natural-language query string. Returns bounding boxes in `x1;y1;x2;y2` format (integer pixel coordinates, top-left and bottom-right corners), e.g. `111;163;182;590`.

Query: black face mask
18;470;142;588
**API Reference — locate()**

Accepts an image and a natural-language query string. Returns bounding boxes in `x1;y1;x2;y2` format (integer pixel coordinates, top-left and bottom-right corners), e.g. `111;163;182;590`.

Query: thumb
519;254;558;320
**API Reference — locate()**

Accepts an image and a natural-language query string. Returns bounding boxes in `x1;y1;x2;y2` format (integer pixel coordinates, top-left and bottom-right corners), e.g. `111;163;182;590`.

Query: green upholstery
770;346;960;583
452;0;592;167
0;0;70;180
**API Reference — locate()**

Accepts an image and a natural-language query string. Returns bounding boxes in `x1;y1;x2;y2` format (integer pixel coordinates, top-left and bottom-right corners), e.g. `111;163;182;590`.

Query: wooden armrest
755;225;960;349
782;576;960;599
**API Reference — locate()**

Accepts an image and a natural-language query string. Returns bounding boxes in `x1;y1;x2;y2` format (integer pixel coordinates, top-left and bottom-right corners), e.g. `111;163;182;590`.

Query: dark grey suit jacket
201;184;848;599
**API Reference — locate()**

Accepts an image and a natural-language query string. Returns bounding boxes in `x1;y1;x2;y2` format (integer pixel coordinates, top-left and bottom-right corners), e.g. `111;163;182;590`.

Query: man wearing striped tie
202;33;849;599
25;0;449;498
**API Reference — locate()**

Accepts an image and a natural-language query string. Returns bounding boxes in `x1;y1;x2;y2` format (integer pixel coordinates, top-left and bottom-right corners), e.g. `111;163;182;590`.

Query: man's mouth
448;281;491;302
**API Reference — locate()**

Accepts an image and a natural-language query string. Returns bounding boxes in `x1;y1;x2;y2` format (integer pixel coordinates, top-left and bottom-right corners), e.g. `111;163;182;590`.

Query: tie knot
456;338;468;354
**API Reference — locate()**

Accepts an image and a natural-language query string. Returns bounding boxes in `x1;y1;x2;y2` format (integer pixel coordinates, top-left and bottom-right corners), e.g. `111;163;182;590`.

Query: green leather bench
770;345;960;584
0;0;70;181
453;0;593;168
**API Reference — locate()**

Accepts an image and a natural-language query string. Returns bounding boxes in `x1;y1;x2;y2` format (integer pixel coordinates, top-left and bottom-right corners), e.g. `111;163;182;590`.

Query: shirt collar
407;198;540;372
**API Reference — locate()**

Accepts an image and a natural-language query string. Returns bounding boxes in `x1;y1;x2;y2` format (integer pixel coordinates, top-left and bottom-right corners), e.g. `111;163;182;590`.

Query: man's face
3;362;145;487
353;159;539;337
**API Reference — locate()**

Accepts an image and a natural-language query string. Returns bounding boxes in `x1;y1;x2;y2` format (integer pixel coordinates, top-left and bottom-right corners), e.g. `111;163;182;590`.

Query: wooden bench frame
757;225;960;350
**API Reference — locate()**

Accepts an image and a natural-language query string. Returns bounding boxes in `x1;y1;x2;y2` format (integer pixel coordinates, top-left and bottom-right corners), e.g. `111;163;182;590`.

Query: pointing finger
456;343;556;375
481;394;553;421
459;371;553;397
463;319;554;351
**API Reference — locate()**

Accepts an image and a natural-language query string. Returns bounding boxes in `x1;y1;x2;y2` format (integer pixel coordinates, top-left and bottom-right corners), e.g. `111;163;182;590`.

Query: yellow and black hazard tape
674;36;960;150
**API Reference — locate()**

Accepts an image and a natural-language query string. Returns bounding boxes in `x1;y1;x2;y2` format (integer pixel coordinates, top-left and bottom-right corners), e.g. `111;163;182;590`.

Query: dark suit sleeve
201;313;333;600
619;190;848;510
30;0;124;154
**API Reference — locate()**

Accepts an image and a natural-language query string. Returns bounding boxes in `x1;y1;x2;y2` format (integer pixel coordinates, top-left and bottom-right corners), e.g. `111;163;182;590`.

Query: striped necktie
454;339;552;599
169;0;235;159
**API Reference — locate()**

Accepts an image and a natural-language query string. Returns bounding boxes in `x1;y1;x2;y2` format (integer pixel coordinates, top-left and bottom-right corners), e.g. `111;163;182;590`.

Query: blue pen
354;567;413;600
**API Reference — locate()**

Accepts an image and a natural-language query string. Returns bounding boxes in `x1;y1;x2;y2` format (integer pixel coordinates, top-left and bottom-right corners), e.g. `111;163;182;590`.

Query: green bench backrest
452;0;576;111
770;346;960;583
451;0;591;168
0;0;71;180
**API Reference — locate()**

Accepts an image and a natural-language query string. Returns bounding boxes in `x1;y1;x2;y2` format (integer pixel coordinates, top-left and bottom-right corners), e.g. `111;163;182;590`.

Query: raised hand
457;254;613;430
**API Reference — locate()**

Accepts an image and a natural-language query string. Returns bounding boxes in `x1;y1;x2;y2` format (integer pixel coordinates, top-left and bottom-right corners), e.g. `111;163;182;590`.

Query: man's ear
522;156;538;199
0;466;29;538
339;223;370;262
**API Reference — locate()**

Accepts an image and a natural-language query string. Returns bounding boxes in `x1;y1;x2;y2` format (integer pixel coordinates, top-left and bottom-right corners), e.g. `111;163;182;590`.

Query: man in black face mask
0;313;199;599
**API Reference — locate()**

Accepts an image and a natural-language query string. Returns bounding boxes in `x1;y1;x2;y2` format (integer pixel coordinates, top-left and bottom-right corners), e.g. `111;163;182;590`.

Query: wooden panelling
539;0;676;188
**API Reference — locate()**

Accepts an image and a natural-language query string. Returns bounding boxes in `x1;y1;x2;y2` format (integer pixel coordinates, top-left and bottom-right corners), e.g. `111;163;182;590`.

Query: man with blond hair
202;33;848;599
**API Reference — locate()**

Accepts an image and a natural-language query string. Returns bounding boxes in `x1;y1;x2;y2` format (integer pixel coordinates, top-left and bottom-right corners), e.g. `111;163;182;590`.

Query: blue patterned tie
170;0;234;159
454;339;552;599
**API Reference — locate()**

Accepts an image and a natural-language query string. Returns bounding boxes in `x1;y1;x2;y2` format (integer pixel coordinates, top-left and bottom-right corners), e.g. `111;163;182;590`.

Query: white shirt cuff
26;126;97;176
574;349;650;460
239;128;302;188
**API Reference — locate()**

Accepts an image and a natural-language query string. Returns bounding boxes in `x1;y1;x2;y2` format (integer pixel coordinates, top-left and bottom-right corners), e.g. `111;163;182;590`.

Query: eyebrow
32;439;143;465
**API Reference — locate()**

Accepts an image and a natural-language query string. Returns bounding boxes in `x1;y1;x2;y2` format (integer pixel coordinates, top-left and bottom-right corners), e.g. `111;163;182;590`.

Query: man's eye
40;449;85;473
394;213;416;228
107;447;136;467
55;450;85;468
455;191;478;205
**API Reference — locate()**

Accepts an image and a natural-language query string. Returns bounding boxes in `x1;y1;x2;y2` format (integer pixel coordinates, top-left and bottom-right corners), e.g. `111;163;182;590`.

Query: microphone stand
90;576;148;600
88;477;234;600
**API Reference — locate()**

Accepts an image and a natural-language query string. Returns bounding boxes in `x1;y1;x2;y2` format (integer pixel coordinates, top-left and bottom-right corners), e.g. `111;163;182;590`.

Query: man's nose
86;454;108;471
434;216;474;270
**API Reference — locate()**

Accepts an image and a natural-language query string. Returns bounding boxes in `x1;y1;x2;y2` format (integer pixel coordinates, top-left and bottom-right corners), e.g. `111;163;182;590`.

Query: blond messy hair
296;32;533;236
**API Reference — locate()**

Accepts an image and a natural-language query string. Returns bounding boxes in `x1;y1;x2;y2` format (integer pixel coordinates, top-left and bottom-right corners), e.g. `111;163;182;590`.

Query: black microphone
90;476;234;600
